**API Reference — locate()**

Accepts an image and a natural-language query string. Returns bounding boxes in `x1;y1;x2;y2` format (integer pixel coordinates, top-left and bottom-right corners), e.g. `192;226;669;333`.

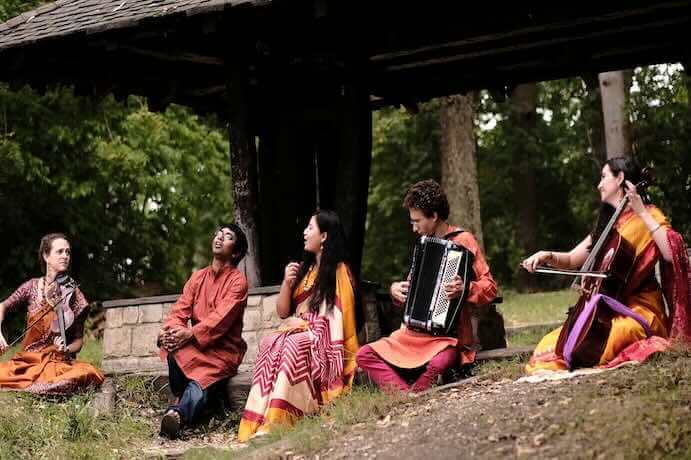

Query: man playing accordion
356;179;497;392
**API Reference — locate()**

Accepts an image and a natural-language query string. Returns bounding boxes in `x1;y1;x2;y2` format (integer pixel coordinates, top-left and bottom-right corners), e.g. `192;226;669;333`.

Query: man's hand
444;275;465;300
162;325;193;352
390;281;410;305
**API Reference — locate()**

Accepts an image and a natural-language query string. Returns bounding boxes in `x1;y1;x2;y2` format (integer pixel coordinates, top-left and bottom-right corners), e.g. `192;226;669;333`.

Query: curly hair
402;179;450;220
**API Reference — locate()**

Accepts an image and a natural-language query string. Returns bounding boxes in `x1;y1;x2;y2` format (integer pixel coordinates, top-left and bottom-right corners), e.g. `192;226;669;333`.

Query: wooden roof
0;0;266;50
0;2;690;111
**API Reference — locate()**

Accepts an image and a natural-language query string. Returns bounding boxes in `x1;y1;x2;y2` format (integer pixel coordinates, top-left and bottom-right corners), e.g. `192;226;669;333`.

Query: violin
6;273;79;353
48;273;78;351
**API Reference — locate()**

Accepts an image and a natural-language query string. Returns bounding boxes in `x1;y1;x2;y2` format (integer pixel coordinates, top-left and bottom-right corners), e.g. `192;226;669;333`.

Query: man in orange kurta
356;180;497;392
158;224;249;439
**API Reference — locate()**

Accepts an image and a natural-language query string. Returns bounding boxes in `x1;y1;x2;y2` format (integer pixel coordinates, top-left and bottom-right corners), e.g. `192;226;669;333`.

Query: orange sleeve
163;272;199;328
456;232;498;306
191;273;248;349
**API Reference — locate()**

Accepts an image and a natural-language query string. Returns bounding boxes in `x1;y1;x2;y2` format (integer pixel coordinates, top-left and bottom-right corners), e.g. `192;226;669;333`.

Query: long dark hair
590;156;644;246
296;210;349;312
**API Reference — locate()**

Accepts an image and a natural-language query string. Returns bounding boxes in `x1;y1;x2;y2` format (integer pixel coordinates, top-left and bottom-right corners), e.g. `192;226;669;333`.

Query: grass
0;390;153;460
498;288;577;327
185;385;406;460
0;291;580;458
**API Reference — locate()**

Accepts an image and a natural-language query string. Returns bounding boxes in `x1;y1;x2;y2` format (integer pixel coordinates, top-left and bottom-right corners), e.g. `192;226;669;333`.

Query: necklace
302;265;316;291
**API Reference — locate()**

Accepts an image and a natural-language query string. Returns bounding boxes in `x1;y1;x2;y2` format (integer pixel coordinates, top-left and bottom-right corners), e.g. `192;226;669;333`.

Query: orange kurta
0;278;104;395
369;227;498;368
526;206;676;374
160;264;248;389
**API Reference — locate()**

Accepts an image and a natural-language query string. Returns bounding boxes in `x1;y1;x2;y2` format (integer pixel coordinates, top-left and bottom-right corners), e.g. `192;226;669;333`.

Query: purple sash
563;293;653;367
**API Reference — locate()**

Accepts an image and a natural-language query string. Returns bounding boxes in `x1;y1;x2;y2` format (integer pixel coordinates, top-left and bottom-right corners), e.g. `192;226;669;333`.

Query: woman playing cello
522;157;690;374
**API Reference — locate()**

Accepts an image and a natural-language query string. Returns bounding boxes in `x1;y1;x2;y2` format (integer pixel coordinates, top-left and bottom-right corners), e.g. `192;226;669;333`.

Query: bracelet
650;223;662;235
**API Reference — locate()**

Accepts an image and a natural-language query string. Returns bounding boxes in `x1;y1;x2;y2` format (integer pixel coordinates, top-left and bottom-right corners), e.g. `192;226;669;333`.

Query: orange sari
0;278;104;395
238;263;359;441
526;206;688;374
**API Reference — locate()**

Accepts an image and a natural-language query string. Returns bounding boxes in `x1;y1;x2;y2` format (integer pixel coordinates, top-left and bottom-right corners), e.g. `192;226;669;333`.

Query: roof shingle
0;0;267;50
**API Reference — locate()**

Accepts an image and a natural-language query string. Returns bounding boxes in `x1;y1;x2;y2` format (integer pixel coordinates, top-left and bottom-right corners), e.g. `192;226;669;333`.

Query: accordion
403;234;475;336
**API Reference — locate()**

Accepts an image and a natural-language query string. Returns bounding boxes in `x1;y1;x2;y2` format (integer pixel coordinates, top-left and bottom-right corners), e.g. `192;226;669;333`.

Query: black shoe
160;410;182;439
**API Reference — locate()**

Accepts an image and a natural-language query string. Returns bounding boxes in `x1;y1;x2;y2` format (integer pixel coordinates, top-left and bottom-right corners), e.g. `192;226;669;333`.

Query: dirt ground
297;351;691;460
132;349;690;459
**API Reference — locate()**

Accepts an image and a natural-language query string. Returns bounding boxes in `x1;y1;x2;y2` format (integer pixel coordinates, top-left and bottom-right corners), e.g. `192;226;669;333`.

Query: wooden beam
370;2;690;64
120;46;224;66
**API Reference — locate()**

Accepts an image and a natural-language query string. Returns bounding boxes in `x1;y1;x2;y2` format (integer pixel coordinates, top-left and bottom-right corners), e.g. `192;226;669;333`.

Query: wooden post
331;78;372;279
225;39;262;287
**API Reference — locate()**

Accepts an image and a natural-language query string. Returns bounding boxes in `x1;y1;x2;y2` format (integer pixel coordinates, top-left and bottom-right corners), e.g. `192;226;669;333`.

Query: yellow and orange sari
0;278;104;395
527;206;691;374
238;263;359;441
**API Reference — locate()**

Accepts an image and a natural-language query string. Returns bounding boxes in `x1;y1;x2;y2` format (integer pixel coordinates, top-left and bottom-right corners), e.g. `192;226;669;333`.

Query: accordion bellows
404;235;475;336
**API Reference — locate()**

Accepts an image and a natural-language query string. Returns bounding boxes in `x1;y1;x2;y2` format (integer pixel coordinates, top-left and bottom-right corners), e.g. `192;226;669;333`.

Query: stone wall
101;283;383;377
101;286;284;376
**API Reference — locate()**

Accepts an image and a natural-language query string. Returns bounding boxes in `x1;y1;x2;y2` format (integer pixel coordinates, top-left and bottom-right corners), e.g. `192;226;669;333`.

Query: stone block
247;294;261;308
103;326;132;358
261;294;277;319
102;356;166;375
162;303;173;319
131;323;161;356
123;306;140;324
226;372;252;411
89;378;115;416
242;331;259;364
105;308;123;328
243;308;262;332
140;303;163;323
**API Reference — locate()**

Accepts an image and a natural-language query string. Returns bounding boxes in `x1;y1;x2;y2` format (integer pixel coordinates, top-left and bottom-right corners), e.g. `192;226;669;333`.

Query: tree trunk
683;62;691;111
440;92;484;249
582;73;608;166
226;54;261;287
599;70;633;158
510;83;539;292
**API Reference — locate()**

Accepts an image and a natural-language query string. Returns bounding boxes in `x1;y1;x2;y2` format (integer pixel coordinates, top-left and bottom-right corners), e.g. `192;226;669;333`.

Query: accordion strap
443;229;465;240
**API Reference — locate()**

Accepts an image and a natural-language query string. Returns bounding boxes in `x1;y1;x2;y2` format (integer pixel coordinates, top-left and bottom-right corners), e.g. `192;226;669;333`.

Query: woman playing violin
522;157;691;374
0;233;104;395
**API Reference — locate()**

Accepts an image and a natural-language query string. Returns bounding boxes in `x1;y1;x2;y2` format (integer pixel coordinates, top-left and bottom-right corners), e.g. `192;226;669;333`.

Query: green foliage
0;86;231;306
362;102;441;284
362;66;690;289
0;0;42;22
630;65;691;240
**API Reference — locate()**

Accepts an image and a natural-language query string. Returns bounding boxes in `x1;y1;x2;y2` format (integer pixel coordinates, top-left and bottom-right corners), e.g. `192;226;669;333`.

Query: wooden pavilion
1;1;689;285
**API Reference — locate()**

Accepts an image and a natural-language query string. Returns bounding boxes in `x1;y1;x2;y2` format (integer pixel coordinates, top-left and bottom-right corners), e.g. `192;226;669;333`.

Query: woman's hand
521;251;552;273
53;335;69;353
625;180;646;215
444;275;465;300
0;333;8;354
390;281;410;305
283;262;301;288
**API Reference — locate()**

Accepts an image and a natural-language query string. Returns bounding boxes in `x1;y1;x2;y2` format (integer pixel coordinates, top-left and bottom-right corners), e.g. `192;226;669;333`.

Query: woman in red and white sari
238;210;359;441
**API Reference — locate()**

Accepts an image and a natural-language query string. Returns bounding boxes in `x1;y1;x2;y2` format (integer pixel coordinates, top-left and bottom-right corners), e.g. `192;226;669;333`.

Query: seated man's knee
355;344;377;367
